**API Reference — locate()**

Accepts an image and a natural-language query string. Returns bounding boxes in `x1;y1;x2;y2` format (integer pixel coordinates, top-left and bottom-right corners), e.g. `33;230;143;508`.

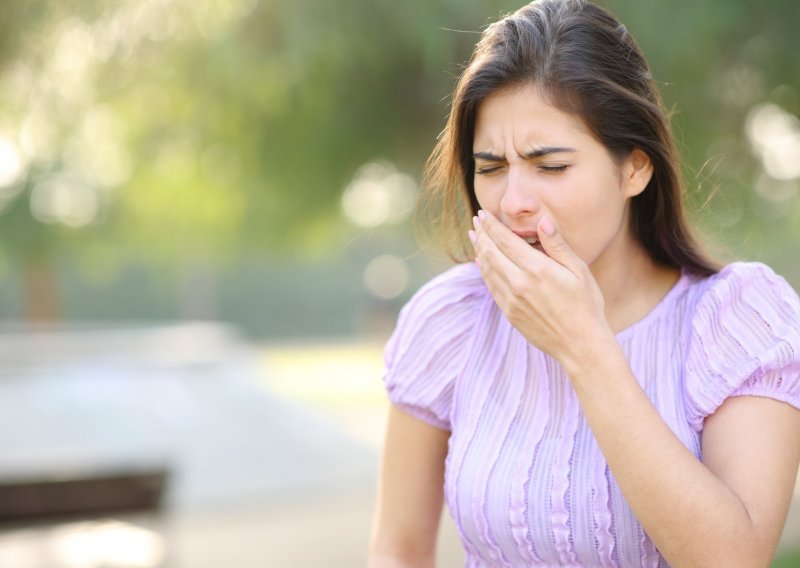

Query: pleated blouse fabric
382;261;800;567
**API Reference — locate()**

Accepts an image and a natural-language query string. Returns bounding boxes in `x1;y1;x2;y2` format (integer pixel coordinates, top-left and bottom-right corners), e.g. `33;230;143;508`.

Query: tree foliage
0;0;797;289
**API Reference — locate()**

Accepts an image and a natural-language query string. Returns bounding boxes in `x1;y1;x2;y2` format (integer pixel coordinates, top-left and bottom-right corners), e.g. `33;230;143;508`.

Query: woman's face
472;84;650;272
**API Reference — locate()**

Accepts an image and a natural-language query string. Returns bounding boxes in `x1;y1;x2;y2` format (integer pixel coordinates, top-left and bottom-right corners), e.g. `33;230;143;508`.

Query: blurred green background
0;0;798;337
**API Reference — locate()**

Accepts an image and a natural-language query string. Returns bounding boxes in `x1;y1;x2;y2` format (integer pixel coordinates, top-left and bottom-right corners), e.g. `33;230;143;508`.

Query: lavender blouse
382;261;800;567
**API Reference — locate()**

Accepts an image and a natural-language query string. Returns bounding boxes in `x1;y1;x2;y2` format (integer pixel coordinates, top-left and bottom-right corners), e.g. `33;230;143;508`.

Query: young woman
369;1;800;566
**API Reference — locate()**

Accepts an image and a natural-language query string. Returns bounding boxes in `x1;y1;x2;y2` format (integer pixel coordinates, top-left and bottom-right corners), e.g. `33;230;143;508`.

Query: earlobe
624;149;654;198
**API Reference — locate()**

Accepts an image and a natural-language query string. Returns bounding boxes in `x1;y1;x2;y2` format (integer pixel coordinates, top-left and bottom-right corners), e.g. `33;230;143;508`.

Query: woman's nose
500;167;539;218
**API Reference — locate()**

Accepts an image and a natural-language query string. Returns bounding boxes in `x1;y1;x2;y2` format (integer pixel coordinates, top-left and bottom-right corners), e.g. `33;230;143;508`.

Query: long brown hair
419;0;718;276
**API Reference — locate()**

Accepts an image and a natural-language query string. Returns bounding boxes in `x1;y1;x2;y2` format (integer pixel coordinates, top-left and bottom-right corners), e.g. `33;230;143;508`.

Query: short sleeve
382;263;485;430
684;262;800;432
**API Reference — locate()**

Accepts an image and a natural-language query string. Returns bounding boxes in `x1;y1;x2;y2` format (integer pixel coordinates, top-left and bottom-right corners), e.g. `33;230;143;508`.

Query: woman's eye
540;165;568;173
475;166;502;175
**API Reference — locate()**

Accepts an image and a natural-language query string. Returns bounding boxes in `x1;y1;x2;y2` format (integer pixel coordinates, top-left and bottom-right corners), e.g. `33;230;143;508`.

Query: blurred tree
0;0;118;319
606;0;800;266
0;0;797;321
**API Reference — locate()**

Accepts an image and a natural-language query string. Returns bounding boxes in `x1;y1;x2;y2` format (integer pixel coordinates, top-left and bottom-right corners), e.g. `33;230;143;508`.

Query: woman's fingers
470;210;605;361
474;210;546;274
470;219;517;292
536;216;582;274
474;210;584;280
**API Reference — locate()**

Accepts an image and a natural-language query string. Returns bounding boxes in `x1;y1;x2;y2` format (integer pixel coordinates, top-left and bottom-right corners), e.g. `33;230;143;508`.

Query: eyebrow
472;146;577;161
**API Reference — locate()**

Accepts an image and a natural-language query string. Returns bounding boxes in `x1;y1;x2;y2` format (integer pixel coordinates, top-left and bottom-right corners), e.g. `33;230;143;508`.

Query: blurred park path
255;340;465;568
0;327;417;568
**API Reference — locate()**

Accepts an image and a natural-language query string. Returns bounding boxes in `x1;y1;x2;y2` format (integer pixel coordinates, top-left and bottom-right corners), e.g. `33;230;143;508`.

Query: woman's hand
469;210;611;366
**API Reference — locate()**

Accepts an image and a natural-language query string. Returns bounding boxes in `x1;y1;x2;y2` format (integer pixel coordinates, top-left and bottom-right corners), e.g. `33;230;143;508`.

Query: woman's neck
592;242;681;335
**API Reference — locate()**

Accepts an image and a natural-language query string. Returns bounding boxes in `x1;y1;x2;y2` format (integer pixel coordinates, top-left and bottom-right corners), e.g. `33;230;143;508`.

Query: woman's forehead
473;86;590;151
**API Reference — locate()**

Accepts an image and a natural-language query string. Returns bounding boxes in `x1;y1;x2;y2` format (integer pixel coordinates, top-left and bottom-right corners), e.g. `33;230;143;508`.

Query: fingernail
468;230;476;244
540;216;555;236
477;210;486;221
473;215;480;228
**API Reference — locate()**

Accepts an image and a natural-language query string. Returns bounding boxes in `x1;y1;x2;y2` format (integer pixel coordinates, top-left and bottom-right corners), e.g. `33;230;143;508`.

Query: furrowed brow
472;147;576;161
521;146;576;159
472;151;504;161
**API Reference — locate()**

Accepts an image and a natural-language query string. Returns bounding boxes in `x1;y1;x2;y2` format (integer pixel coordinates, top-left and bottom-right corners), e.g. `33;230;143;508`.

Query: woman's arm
471;210;800;566
565;337;800;568
369;405;450;568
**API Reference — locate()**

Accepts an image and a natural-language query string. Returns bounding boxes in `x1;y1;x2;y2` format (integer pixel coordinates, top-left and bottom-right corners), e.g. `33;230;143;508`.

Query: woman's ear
622;148;654;198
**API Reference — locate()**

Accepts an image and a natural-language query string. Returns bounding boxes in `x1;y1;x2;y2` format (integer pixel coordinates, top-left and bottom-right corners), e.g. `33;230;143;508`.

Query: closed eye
475;166;504;175
540;165;568;173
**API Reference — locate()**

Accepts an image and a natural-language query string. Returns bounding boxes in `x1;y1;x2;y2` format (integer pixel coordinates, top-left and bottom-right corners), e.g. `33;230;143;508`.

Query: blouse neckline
613;269;691;342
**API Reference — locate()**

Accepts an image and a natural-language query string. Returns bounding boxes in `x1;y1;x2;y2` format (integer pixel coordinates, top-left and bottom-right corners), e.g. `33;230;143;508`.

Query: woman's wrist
557;324;623;383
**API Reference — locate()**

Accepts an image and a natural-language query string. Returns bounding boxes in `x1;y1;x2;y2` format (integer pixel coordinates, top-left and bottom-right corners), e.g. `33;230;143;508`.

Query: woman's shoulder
398;261;488;322
682;260;800;430
684;260;800;347
687;260;800;314
382;262;487;430
387;262;488;358
696;259;794;286
413;261;487;297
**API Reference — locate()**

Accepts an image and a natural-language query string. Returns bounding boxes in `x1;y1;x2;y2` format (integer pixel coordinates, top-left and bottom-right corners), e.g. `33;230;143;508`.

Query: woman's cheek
473;182;494;213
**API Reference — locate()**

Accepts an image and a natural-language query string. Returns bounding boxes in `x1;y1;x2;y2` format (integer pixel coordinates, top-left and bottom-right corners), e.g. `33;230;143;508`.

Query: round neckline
613;269;690;341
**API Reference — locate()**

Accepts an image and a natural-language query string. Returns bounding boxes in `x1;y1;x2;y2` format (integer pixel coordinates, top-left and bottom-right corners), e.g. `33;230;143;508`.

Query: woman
369;1;800;566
